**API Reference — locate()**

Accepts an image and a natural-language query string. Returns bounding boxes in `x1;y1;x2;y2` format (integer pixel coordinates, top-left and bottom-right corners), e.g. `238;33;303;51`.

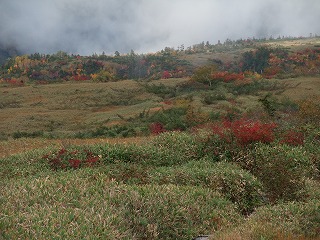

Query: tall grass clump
148;131;200;163
0;171;241;239
41;132;200;169
147;160;265;215
238;143;317;202
213;200;320;240
0;148;54;180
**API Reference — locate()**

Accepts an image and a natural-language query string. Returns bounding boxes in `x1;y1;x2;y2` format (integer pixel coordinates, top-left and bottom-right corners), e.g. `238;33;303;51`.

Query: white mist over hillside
0;0;319;55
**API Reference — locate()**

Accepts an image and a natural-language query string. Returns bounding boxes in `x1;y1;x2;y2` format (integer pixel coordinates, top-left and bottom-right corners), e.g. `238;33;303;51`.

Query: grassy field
1;38;320;239
1;131;319;239
0;78;191;138
1;76;319;139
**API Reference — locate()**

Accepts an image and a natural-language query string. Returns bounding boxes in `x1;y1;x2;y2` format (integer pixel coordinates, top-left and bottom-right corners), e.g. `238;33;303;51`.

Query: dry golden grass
265;37;320;51
0;80;153;134
0;137;150;159
280;77;320;101
1;76;318;138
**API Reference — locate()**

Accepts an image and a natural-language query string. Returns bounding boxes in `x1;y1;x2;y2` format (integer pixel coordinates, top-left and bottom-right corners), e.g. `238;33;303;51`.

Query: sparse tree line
0;50;192;84
1;36;320;86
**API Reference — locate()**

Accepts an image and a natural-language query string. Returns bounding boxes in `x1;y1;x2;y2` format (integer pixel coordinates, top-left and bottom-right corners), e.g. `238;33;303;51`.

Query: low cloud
0;0;319;55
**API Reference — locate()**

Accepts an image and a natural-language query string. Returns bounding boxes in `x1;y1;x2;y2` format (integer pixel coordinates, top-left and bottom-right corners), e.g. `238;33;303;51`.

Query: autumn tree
241;46;272;73
83;60;104;75
191;65;217;86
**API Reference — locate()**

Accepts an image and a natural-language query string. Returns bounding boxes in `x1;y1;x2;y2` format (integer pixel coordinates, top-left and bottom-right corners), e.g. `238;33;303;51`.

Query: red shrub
211;72;245;82
43;148;101;170
212;71;228;81
223;73;245;82
150;122;166;135
229;118;277;145
210;122;232;143
72;75;90;81
68;159;81;169
5;79;24;86
162;71;171;79
280;130;304;146
208;118;277;146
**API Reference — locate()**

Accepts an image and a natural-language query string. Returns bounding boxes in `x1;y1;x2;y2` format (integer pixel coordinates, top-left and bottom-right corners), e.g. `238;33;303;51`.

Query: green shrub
149;131;199;161
213;200;320;240
239;143;316;202
148;107;188;131
302;140;320;179
0;132;8;141
75;125;137;138
298;97;320;126
148;160;265;215
92;143;148;164
0;149;53;180
202;91;227;104
246;200;320;239
305;179;320;201
12;130;44;139
229;79;285;96
144;83;176;98
0;172;241;239
39;133;199;169
193;127;242;162
207;161;266;215
122;184;240;239
106;162;150;184
88;140;191;167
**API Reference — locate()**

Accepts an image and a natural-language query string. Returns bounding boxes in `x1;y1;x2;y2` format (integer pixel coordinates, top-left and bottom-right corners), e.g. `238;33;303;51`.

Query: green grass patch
0;122;319;239
0;171;240;239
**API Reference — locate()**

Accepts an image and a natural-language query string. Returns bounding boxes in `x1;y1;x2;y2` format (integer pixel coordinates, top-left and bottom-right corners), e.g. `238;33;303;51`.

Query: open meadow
1;38;320;239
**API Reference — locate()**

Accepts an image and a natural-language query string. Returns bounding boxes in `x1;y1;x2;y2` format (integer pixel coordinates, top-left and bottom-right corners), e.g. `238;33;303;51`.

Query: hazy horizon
1;0;319;55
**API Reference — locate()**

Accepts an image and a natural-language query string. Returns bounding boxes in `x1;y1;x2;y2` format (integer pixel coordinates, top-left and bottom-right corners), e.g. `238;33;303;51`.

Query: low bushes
213;200;320;240
43;148;101;170
147;160;265;215
0;172;241;239
121;184;240;239
238;143;317;202
143;83;176;99
239;200;319;239
12;130;44;139
39;130;318;206
103;160;266;214
2;128;319;239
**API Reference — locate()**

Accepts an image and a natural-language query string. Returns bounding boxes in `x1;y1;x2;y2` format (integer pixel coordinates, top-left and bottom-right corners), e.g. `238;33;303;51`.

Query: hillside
1;37;320;139
1;37;320;239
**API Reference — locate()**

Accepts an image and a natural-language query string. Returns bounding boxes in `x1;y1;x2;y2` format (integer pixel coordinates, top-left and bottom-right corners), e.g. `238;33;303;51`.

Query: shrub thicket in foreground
213;200;320;240
240;143;317;202
1;130;319;239
0;171;240;239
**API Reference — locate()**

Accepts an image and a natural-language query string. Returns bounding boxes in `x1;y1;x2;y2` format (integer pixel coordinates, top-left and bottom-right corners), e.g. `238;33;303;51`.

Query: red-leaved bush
229;118;277;145
280;130;304;146
211;118;277;146
71;75;90;81
5;79;25;86
43;148;101;170
150;122;166;135
162;70;171;79
211;71;245;83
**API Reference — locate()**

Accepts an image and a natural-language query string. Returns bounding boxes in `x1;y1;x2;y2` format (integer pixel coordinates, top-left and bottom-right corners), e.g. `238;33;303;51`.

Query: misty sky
0;0;319;55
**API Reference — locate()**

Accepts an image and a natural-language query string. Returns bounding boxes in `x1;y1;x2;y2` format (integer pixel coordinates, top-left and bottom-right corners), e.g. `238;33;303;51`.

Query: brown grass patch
0;137;150;159
280;77;320;101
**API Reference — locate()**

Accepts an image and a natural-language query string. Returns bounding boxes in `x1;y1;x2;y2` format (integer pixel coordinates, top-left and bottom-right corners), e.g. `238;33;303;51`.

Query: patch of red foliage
280;130;304;146
150;122;166;135
43;148;101;170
